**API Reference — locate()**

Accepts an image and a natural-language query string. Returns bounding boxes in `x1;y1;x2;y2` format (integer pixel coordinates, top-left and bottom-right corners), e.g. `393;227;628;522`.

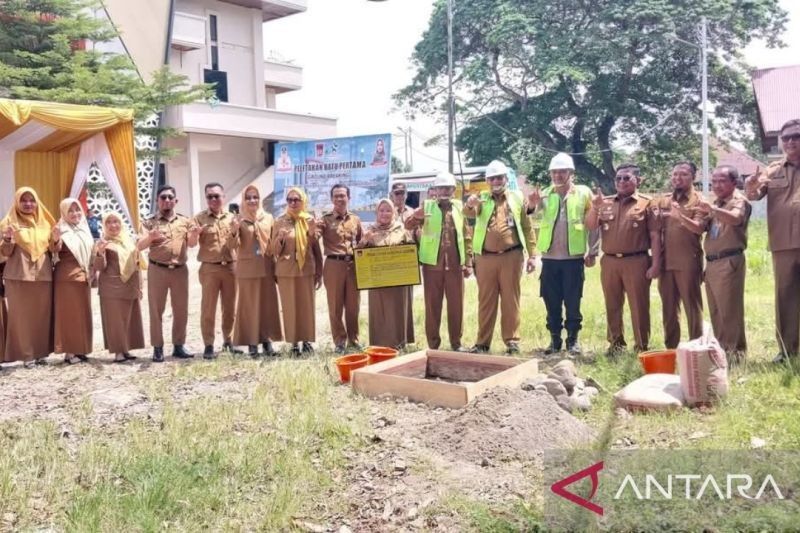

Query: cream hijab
102;211;146;283
56;198;94;278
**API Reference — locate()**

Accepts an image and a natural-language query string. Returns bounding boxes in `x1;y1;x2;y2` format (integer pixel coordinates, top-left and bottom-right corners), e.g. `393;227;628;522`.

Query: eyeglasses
159;194;175;200
615;175;635;182
286;198;302;204
206;194;221;200
781;133;800;143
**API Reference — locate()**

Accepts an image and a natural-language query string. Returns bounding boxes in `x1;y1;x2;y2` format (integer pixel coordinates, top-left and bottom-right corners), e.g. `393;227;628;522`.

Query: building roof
752;64;800;137
713;141;764;177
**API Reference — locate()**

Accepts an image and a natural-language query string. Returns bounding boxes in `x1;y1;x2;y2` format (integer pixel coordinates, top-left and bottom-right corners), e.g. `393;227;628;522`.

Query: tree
391;155;411;174
0;0;210;159
395;0;786;191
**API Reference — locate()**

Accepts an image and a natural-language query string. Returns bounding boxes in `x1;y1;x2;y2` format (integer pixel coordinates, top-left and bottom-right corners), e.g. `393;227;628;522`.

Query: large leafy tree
396;0;786;191
0;0;209;159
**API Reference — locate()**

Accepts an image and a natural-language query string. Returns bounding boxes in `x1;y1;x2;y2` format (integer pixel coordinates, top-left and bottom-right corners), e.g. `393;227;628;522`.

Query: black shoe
505;342;520;355
545;337;563;355
469;344;490;354
153;346;164;363
123;353;137;361
301;341;314;354
262;341;276;356
566;334;582;356
606;343;626;358
223;342;243;354
203;345;216;360
290;344;302;357
348;342;365;352
34;358;47;366
248;345;259;357
334;344;346;355
172;345;193;359
75;354;89;362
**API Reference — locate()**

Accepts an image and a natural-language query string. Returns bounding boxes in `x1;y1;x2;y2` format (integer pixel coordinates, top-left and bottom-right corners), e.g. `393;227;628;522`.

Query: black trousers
540;258;585;335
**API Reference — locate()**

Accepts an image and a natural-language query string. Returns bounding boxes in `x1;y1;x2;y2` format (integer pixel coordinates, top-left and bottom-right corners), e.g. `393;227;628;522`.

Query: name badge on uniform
603;223;609;231
254;240;261;256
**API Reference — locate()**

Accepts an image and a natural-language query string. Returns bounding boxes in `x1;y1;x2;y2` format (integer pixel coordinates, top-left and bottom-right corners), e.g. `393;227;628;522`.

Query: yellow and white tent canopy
0;98;139;226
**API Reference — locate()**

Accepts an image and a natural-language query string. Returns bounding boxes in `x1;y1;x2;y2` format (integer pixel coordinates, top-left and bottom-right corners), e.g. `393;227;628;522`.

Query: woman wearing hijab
52;198;94;364
0;187;56;366
359;198;415;349
229;185;283;357
94;211;146;363
272;187;322;356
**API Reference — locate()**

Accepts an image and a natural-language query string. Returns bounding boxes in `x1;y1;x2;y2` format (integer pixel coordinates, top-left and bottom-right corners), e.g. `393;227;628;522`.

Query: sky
263;0;800;173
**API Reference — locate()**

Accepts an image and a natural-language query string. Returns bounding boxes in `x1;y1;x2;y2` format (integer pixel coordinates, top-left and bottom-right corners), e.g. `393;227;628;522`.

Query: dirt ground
1;254;595;531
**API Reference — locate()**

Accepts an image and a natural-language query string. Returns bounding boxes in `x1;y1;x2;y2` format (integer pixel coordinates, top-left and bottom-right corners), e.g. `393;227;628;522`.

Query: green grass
0;359;367;531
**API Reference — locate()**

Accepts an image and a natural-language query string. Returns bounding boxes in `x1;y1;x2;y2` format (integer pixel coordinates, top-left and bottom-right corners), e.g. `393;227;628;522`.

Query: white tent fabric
69;133;133;224
0;121;57;215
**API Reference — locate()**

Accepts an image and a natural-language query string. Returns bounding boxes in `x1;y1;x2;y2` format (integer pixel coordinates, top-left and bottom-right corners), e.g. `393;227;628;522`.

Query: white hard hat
433;171;456;188
485;160;509;178
549;152;575;171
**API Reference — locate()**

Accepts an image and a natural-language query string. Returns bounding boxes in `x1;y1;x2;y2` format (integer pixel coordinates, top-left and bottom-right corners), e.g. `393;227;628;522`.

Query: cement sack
613;374;684;412
677;325;729;406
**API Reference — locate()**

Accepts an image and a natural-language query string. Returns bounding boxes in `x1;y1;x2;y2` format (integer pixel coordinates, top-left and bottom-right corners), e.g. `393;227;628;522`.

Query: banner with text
272;134;391;221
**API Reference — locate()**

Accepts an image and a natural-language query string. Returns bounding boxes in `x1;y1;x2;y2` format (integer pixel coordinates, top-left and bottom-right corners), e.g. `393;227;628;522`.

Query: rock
583;386;599;398
293;521;326;533
548;369;577;394
569;394;592;411
393;459;407;472
553;359;577;376
750;437;766;449
339;526;353;533
541;378;567;398
534;385;548;393
2;513;17;525
520;375;547;391
480;457;490;467
382;501;393;521
615;407;633;420
407;507;419;520
555;394;572;413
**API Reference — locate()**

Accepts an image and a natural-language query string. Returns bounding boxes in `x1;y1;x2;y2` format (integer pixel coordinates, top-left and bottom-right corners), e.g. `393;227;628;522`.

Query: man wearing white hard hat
464;160;536;354
527;153;598;355
407;171;472;351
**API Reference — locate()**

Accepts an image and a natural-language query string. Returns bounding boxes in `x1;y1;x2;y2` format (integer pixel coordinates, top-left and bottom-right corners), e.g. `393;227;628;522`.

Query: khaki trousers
147;264;189;347
772;249;800;355
199;263;236;346
323;258;360;346
601;255;651;350
658;267;703;349
475;249;523;347
422;265;464;349
704;254;747;353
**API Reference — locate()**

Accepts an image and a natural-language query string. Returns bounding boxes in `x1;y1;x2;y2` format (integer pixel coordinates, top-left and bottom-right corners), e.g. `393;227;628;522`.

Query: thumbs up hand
466;194;480;209
591;186;605;209
527;185;542;208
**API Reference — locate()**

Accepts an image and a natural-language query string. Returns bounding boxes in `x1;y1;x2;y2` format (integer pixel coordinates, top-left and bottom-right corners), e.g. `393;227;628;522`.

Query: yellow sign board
354;244;421;290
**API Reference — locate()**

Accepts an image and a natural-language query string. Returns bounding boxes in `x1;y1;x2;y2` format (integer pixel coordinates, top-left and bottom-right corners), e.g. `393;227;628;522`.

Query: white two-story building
103;0;337;215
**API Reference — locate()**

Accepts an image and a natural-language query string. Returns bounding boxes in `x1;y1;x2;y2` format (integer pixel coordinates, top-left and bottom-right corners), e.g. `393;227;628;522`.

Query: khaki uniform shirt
317;210;362;256
193;210;236;264
140;212;190;265
655;188;705;271
753;158;800;252
703;190;751;256
0;242;52;282
598;192;658;255
464;192;536;254
406;201;471;271
272;214;322;277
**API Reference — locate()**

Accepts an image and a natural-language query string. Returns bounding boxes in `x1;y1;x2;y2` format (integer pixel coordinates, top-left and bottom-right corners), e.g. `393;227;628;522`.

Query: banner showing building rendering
273;133;392;220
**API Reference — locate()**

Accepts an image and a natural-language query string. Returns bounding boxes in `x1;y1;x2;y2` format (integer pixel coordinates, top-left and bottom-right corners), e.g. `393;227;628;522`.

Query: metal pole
701;17;709;194
447;0;454;173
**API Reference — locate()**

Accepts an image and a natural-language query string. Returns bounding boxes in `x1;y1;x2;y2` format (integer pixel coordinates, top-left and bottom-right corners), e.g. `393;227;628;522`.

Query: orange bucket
365;346;399;365
638;349;677;374
334;354;369;383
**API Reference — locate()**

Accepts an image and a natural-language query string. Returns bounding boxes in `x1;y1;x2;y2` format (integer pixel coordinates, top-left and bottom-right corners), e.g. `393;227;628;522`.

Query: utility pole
446;0;454;173
701;17;709;194
408;130;414;171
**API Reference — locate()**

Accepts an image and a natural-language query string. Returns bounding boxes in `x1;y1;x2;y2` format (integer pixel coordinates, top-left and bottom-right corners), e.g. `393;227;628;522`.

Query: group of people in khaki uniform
1;118;799;368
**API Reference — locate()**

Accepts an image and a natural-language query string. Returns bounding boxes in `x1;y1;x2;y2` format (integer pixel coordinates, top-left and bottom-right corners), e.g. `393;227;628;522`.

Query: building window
209;14;219;70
